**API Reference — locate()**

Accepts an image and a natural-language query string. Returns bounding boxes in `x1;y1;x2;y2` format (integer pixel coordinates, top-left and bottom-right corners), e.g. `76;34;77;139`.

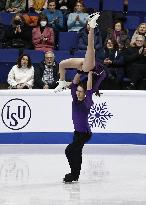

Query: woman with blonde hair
130;23;146;46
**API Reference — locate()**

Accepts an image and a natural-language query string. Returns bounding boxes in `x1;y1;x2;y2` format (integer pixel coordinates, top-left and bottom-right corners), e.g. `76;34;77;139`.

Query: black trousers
65;130;92;178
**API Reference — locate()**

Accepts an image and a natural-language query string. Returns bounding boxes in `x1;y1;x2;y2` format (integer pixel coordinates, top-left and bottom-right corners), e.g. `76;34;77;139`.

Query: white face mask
40;21;47;27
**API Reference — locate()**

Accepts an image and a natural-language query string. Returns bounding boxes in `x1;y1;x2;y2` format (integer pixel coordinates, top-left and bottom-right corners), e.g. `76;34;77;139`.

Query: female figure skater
54;12;106;93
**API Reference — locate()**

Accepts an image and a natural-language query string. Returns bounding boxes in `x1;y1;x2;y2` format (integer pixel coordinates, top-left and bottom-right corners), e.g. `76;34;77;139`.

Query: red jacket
32;26;54;52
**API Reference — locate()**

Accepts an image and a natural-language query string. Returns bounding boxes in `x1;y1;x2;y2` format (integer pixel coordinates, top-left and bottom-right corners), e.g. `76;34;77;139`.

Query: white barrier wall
0;90;146;144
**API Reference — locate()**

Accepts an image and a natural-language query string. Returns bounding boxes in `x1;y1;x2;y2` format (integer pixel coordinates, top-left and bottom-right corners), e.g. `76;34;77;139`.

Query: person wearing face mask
33;51;59;89
7;54;34;89
32;15;55;52
6;13;32;49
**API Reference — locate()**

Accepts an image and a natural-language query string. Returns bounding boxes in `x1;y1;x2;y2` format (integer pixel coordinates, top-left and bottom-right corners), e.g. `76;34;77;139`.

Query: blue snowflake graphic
88;102;113;129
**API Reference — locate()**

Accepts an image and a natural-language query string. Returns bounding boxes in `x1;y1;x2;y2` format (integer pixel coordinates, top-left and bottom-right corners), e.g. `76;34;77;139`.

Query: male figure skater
64;71;94;183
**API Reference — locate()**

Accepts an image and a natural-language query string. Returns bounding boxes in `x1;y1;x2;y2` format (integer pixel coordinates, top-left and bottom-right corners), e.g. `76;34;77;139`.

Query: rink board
0;90;146;144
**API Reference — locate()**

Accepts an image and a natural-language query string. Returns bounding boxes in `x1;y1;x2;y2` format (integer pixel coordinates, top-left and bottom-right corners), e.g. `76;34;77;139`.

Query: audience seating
58;32;78;50
83;0;99;10
128;0;146;12
125;15;141;37
73;50;86;58
0;49;19;83
0;12;14;25
54;50;71;63
125;16;140;30
102;0;123;11
0;1;145;90
23;49;44;63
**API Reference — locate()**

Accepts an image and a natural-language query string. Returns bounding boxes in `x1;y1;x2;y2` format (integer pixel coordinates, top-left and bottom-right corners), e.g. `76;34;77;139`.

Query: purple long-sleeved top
71;83;93;133
71;62;106;133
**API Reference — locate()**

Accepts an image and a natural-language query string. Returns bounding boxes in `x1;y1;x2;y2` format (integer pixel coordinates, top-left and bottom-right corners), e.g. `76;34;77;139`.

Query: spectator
6;13;32;49
5;0;26;13
0;0;6;11
32;15;54;52
103;38;118;62
130;23;146;47
78;23;103;59
124;35;146;89
42;0;64;32
106;20;130;47
67;1;89;32
28;0;48;13
103;39;126;88
7;54;34;89
33;51;59;89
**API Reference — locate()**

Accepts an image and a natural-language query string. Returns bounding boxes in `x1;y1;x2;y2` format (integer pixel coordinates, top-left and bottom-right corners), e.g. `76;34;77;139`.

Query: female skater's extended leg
54;12;100;92
81;27;95;72
81;12;100;72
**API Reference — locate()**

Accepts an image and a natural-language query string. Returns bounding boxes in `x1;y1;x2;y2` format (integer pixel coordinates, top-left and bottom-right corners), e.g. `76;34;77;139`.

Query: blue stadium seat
83;0;99;10
144;17;146;23
128;0;146;12
74;50;86;58
0;48;19;62
54;50;71;63
103;0;123;11
125;16;140;30
66;69;77;81
0;12;14;25
0;49;19;83
23;50;44;63
58;32;78;50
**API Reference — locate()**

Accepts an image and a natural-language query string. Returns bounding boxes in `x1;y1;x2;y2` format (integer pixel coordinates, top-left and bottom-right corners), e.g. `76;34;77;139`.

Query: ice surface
0;144;146;205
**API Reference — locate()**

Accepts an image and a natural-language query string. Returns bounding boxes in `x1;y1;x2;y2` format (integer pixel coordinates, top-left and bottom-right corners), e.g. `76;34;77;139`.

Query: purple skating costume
80;61;106;93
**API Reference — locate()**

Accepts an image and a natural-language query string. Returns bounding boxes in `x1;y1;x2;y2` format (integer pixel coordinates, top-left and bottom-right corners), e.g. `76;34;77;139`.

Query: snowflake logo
88;102;113;129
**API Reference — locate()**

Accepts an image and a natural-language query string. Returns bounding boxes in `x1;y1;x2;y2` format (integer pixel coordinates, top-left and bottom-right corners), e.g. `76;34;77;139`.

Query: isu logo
1;98;31;130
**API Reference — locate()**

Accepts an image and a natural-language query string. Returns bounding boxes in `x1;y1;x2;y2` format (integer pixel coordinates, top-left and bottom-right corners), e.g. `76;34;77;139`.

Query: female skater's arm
73;73;81;84
87;71;93;90
85;71;93;108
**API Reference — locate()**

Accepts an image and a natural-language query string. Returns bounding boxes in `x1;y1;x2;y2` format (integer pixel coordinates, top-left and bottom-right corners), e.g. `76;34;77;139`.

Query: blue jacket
67;12;89;32
42;9;64;31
